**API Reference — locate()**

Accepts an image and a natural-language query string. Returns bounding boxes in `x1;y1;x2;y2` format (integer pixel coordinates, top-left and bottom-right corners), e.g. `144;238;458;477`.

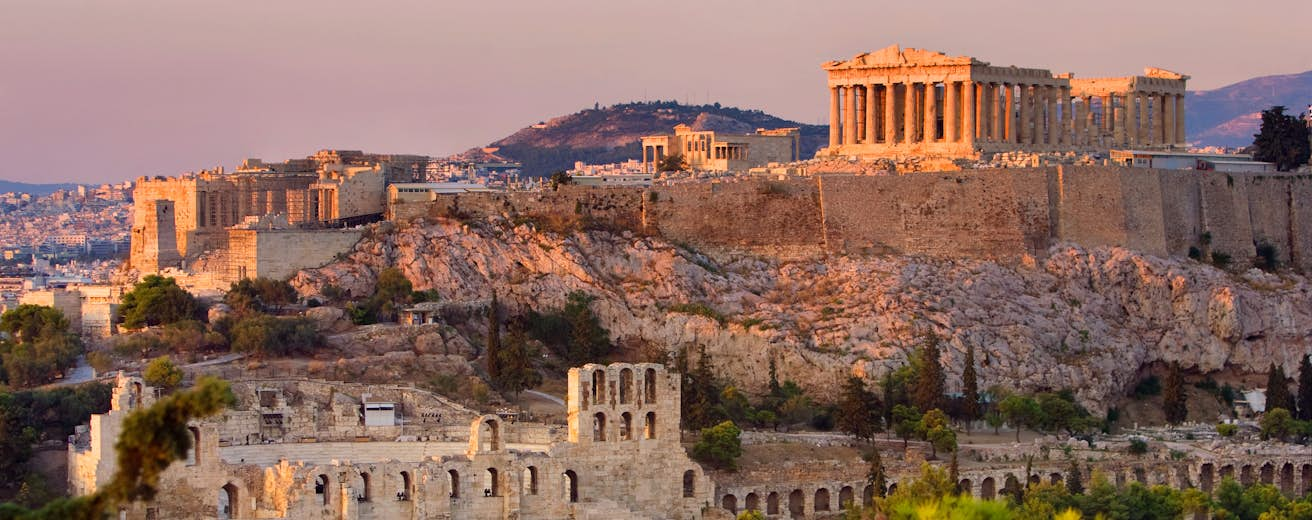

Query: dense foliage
1251;106;1311;171
0;305;82;388
117;275;204;330
227;315;320;357
224;277;297;315
0;383;111;498
525;291;611;364
691;420;742;471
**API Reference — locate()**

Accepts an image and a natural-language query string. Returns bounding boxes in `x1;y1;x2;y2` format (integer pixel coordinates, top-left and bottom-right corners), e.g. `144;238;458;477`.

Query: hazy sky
2;0;1309;184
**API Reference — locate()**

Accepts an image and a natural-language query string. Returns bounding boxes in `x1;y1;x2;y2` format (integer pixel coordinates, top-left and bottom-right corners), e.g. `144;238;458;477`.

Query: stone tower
129;199;181;273
566;362;681;445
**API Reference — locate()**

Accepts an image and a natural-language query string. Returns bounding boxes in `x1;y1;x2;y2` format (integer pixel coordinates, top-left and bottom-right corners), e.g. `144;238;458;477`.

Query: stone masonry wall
227;228;365;283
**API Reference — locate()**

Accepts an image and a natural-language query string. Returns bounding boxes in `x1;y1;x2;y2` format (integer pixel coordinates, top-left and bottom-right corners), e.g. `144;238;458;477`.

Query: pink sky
2;0;1309;184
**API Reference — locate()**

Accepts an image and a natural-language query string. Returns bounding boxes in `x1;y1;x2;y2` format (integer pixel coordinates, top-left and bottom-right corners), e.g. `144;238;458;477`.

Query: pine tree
485;292;502;382
1298;355;1312;420
1066;458;1084;495
837;376;881;441
949;450;960;490
767;357;782;397
494;319;542;398
866;447;888;498
961;344;980;433
912;333;946;413
1252;106;1312;171
1162;361;1188;424
1267;363;1295;413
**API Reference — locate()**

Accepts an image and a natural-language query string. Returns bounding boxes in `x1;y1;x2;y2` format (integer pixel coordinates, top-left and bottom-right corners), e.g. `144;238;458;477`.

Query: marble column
1175;93;1186;145
963;81;976;147
829;86;840;147
1005;84;1016;143
1074;98;1086;147
1164;93;1176;146
1124;92;1137;147
1046;86;1058;147
855;86;866;143
987;83;1000;143
1061;86;1073;146
1018;85;1030;144
925;83;938;142
905;82;918;144
974;82;985;143
884;84;897;144
945;81;958;143
843;86;857;146
865;84;878;144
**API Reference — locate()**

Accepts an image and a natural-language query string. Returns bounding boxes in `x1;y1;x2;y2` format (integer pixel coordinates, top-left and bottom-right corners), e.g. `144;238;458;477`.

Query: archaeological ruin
820;45;1189;159
641;124;801;173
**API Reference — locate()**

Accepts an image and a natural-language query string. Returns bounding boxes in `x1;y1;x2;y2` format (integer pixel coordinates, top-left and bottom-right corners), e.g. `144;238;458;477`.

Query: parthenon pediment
824;44;983;70
1144;67;1190;81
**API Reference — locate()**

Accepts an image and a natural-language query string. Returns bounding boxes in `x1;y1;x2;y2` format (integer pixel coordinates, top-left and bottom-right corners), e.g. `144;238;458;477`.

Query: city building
640;124;801;173
1109;150;1276;172
572;174;654;188
820;45;1188;159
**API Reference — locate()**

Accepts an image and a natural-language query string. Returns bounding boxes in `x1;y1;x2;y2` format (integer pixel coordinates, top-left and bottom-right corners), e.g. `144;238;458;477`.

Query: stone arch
131;382;143;408
1302;464;1312;494
839;486;854;509
219;482;239;519
645;412;656;439
1175;465;1192;489
788;489;805;518
563;470;579;503
485;467;500;497
980;477;996;499
592;369;606;404
1049;473;1062;485
593;412;607;442
862;484;874;505
958;479;972;497
1220;464;1235;481
399;470;414;501
746;492;761;512
815;488;831;511
469;415;503;453
1115;470;1126;488
315;474;330;506
1028;474;1041;487
1002;474;1021;500
358;471;371;502
1133;467;1147;485
767;491;781;514
1281;463;1295;495
1241;464;1255;486
721;494;738;513
620;368;633;404
1200;463;1215;493
524;466;539;496
645;368;657;403
620;412;633;441
1261;462;1275;485
187;426;201;466
682;470;695;498
446;469;459;499
887;482;898;495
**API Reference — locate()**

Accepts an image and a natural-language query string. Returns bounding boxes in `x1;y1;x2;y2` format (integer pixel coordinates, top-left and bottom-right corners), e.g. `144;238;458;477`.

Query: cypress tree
1267;363;1295;413
1298;355;1312;420
485;292;502;381
837;376;881;441
912;333;946;413
961;344;980;433
1066;458;1084;495
495;319;542;397
1162;361;1188;424
866;447;887;498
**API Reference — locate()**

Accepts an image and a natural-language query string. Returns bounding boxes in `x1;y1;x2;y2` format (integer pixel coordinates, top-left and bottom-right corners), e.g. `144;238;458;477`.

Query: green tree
866;447;888;499
1162;361;1187;424
1216;422;1238;438
1065;459;1084;495
891;404;922;449
736;511;766;520
118;275;203;330
960;344;980;432
142;356;183;393
0;305;81;388
1252;106;1312;171
998;395;1040;442
224;277;296;315
1298;355;1312;421
881;365;914;430
371;267;414;322
837;376;882;441
485;293;502;382
0;377;232;519
920;408;956;459
677;345;724;430
985;410;1005;436
691;420;742;471
492;319;541;398
228;315;320;357
1260;407;1295;441
656;153;689;172
548;170;573;191
563;291;610;363
911;334;946;413
1267;363;1295;413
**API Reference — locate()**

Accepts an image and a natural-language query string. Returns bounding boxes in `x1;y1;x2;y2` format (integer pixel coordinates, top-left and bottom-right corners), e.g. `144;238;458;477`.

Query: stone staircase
568;498;652;520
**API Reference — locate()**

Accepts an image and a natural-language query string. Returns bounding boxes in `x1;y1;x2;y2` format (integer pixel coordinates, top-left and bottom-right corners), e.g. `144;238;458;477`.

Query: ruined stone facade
70;364;710;519
821;45;1188;159
641;125;801;173
129;150;426;273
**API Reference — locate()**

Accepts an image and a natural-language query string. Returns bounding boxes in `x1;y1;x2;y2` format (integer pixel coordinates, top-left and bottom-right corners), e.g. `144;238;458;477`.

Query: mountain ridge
1186;69;1312;147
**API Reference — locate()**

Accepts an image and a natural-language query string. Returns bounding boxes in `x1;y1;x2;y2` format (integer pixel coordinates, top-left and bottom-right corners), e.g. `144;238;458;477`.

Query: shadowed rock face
293;218;1312;412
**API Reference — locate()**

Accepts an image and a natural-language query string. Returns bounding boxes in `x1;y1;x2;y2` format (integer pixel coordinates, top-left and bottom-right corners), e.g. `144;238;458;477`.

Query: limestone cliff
292;218;1312;412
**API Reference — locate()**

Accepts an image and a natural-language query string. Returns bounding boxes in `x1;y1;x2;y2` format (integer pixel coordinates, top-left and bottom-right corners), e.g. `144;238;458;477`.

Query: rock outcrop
292;217;1312;412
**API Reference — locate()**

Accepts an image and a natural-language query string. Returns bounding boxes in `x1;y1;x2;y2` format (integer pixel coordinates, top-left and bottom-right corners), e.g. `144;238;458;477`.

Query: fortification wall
646;179;823;252
227;228;364;282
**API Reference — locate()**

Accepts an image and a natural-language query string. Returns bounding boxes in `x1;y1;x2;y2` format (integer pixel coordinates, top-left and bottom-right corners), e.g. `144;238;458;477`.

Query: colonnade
827;81;1186;151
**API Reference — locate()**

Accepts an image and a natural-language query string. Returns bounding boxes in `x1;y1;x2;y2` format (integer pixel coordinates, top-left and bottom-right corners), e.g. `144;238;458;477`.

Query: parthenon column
855;86;866;144
865;84;878;144
1045;86;1058;147
1060;86;1073;146
1074;98;1086;147
843;85;857;146
987;83;1000;143
1175;94;1186;145
1164;93;1176;146
925;83;938;142
884;84;897;144
962;81;976;147
945;81;958;143
1124;92;1137;147
829;86;840;147
974;82;985;143
904;82;918;144
1005;84;1016;143
1017;85;1030;144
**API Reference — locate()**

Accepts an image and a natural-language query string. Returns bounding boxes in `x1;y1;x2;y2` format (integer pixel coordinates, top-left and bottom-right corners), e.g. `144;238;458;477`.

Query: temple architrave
820;45;1189;159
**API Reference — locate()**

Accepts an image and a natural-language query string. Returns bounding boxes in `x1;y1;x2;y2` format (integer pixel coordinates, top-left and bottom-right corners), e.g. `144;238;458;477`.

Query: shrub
1211;252;1232;269
1127;438;1149;455
228;315;321;357
1255;242;1279;271
692;420;743;471
143;356;184;392
1216;423;1238;438
117;275;204;330
668;302;726;326
1133;375;1161;398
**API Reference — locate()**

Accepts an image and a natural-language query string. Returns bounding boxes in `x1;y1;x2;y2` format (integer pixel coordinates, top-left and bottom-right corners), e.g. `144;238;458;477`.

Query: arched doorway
358;472;371;502
563;470;579;503
524;466;539;496
788;489;804;519
485;468;500;497
814;488;830;511
399;470;414;501
958;479;972;497
839;486;854;509
445;470;458;499
980;477;996;499
1200;463;1215;494
219;483;238;519
767;491;780;514
745;492;760;512
315;474;330;506
682;470;695;498
593;413;606;442
721;494;737;513
645;412;656;439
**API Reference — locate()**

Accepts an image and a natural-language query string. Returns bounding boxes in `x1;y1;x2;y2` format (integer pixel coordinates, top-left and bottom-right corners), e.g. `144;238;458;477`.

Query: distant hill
0;180;80;196
485;102;827;176
1187;70;1312;147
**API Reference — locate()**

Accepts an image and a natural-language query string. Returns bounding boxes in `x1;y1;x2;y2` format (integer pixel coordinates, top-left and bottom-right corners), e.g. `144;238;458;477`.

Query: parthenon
820;45;1189;159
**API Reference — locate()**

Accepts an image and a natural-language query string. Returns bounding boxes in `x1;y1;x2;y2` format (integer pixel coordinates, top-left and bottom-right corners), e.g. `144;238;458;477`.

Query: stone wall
226;228;365;282
646;179;824;253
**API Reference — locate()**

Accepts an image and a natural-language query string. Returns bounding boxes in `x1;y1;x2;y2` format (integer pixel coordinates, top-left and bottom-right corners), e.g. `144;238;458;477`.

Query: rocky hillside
292;218;1312;412
485;102;827;176
1188;70;1312;147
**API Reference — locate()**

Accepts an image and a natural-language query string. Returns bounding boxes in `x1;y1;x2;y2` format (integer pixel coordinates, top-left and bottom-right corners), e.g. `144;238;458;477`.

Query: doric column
1046;86;1059;147
1123;92;1136;147
855;86;866;143
1060;86;1072;146
1074;98;1086;147
962;81;976;147
1164;93;1176;146
1017;85;1030;144
843;85;857;145
904;82;917;144
974;82;985;143
865;84;878;144
986;83;1000;142
1002;84;1014;143
928;83;941;142
884;84;897;144
1175;93;1186;145
1159;94;1169;145
945;81;958;143
829;86;840;147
